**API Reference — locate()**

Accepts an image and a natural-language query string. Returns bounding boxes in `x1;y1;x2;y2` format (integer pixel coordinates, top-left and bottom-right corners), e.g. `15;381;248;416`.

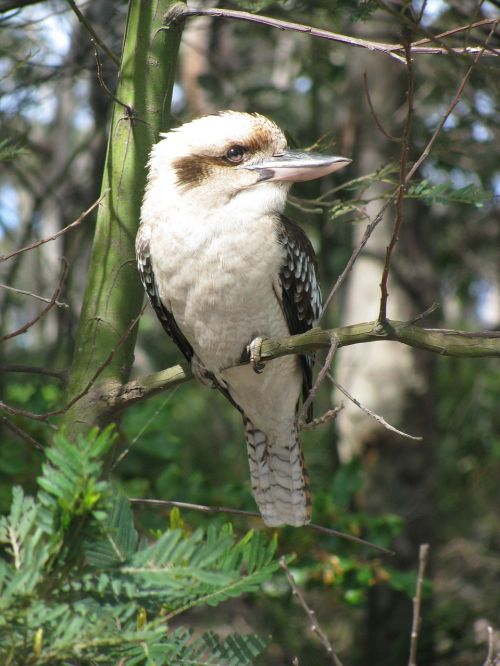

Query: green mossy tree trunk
62;1;184;435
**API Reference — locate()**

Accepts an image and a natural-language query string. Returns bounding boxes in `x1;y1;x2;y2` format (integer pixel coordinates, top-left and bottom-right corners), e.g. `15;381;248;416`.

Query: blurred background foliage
0;0;499;664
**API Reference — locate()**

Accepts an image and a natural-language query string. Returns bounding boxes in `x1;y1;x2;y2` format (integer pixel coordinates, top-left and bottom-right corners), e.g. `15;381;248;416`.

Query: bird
136;111;350;527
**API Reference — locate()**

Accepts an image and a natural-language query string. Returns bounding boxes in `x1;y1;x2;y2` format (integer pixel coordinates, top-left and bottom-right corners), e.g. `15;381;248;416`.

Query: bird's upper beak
242;150;351;183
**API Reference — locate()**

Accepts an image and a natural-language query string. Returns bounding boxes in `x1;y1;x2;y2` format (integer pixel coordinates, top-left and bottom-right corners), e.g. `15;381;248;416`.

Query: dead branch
378;38;415;324
329;374;422;441
1;416;44;451
66;0;120;67
129;497;393;555
165;6;500;59
0;191;108;264
280;557;344;666
0;283;68;308
408;544;429;666
0;259;68;342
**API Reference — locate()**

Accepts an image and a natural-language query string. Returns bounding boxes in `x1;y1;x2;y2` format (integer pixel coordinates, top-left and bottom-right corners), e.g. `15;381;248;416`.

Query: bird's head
144;111;350;217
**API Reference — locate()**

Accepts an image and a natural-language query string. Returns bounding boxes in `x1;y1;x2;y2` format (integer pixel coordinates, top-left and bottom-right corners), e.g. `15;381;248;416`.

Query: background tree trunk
335;17;437;665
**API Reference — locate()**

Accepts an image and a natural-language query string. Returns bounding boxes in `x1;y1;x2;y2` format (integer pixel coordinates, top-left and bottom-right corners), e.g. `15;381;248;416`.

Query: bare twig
1;416;44;452
66;0;120;66
300;404;344;431
378;38;415;324
484;626;494;666
319;196;396;319
93;46;132;114
165;6;500;58
363;72;401;142
0;365;67;382
328;374;422;441
0;283;68;308
297;334;339;426
0;305;146;423
280;557;344;666
406;21;499;183
0;192;108;263
0;259;68;342
129;498;394;555
408;544;429;666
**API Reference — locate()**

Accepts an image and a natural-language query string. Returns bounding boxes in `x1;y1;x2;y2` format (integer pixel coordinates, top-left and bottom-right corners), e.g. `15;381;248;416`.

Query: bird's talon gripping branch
247;336;267;374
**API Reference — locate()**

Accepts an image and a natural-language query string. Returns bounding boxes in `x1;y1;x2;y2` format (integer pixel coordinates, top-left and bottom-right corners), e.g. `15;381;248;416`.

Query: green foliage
0;139;27;163
406;179;491;207
0;429;278;665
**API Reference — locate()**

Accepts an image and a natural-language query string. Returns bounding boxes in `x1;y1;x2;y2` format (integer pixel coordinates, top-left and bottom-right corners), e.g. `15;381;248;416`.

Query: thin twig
0;191;108;263
378;36;415;324
407;302;440;326
300;404;344;431
0;364;67;382
363;71;401;142
0;259;68;342
0;305;146;423
66;0;120;66
280;557;344;666
484;626;493;666
166;6;500;57
406;20;499;183
297;334;339;426
328;374;422;442
1;416;44;452
93;45;132;114
319;195;396;319
0;283;68;308
129;498;394;555
408;544;429;666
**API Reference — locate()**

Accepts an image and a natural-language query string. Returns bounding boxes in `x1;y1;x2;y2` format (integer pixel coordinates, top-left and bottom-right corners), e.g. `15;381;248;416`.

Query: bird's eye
225;146;245;163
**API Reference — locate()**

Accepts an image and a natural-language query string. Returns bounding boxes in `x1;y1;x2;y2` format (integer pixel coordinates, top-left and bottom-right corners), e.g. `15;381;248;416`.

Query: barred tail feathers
243;418;311;527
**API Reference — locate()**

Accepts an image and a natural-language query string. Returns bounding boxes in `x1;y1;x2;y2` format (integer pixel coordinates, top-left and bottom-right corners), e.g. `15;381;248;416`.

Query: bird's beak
242;150;351;183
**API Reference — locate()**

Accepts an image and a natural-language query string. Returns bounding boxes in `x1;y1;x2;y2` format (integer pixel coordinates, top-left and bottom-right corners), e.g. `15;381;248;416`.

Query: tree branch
165;6;500;58
130;498;393;554
101;319;500;414
408;544;429;666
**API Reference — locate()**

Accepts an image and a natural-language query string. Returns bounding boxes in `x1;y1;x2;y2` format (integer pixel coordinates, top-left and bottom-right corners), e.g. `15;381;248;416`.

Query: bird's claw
247;336;267;374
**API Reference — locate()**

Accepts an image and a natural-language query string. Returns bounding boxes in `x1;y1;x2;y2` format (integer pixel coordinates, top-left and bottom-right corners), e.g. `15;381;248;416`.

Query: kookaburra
136;111;350;527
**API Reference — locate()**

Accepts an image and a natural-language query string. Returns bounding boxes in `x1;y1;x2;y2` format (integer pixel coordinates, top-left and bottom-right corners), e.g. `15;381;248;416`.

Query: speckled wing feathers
136;224;193;363
276;214;322;420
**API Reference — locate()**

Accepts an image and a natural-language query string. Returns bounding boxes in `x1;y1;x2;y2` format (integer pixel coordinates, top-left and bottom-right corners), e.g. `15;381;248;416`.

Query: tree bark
62;0;184;435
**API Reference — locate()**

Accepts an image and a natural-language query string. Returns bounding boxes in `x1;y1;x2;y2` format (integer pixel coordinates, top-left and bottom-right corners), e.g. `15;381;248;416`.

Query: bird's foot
247;336;267;374
191;355;217;388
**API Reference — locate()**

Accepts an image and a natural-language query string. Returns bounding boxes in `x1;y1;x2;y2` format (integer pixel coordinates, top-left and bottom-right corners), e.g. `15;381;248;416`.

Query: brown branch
0;364;67;383
129;498;394;555
300;405;344;430
328;374;422;441
320;196;396;319
0;283;68;308
378;38;415;324
0;259;68;342
165;6;500;58
1;416;44;452
66;0;120;67
0;191;108;264
363;72;401;142
0;305;146;424
406;21;499;183
297;334;339;426
280;557;344;666
408;544;429;666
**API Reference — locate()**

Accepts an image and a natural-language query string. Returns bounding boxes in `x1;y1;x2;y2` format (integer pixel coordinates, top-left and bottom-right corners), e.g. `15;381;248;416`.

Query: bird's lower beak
242;150;351;183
